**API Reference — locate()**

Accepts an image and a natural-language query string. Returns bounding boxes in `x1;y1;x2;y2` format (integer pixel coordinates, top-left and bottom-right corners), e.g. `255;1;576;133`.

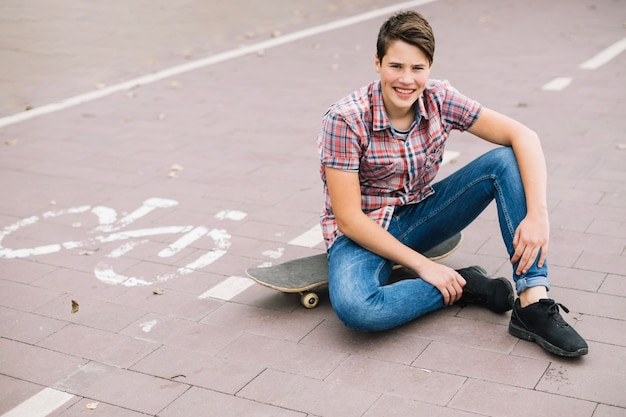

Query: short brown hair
376;11;435;65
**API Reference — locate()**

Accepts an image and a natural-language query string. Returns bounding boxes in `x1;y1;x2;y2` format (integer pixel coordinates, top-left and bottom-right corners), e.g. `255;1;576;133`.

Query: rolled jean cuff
515;275;551;295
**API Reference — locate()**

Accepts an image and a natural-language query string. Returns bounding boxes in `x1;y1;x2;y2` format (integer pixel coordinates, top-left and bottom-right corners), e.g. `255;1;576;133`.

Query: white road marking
95;198;178;233
140;319;158;333
542;77;573;91
158;226;209;257
579;37;626;70
262;247;285;259
215;210;247;221
199;276;255;300
0;0;436;129
289;225;324;248
178;249;227;273
1;388;74;417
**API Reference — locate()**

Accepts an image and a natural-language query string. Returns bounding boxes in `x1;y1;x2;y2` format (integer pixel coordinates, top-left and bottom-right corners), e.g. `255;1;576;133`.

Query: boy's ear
374;53;381;73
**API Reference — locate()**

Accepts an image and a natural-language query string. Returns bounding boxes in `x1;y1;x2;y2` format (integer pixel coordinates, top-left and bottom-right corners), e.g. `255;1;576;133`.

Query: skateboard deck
246;232;463;308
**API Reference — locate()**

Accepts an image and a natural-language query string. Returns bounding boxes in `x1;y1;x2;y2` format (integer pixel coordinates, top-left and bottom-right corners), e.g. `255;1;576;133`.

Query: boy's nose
399;72;413;83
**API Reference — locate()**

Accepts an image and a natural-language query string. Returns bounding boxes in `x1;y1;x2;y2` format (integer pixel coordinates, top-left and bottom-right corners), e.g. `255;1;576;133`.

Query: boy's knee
330;293;383;332
486;147;521;179
490;147;516;166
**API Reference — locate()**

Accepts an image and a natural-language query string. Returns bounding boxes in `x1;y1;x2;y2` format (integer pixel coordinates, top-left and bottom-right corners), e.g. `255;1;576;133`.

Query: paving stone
536;341;626;408
327;355;465;405
550;287;626;321
120;312;242;355
238;369;379;417
546;264;607;292
54;361;188;415
216;332;348;380
363;395;486;417
592;404;626;417
412;341;549;388
449;378;597;417
31;267;131;302
300;320;430;365
38;323;158;368
0;374;48;415
131;345;264;395
574;314;626;346
0;306;67;344
599;274;626;298
0;258;57;284
0;338;87;387
229;278;317;312
160;386;306;417
575;251;626;277
454;303;512;326
200;302;324;342
0;279;63;312
50;398;152;417
34;292;147;333
112;284;214;321
399;309;517;353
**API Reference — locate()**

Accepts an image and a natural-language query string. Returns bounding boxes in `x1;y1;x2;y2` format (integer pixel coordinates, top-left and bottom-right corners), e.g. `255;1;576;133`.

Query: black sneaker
456;266;514;313
509;298;588;357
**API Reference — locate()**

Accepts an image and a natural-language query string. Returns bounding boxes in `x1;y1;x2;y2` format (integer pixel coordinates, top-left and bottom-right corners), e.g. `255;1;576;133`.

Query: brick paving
1;0;625;416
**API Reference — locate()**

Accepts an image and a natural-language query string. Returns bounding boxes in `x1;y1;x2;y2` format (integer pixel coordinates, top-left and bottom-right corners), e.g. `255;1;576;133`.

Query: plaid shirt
318;79;482;249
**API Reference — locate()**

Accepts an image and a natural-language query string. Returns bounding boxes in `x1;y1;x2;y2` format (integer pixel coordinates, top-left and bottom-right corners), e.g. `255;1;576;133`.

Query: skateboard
246;232;463;308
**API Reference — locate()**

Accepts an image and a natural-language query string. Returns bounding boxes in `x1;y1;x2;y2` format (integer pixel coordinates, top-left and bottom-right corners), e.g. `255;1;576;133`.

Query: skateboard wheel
301;292;319;309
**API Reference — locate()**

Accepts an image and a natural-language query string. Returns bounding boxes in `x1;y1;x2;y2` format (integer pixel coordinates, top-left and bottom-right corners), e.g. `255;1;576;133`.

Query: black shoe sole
509;321;588;357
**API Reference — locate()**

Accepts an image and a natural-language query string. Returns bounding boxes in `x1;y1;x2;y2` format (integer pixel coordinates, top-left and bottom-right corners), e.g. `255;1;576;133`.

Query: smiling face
375;39;431;123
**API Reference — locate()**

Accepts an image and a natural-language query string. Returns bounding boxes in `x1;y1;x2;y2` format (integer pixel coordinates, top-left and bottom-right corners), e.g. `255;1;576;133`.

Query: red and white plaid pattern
318;79;482;249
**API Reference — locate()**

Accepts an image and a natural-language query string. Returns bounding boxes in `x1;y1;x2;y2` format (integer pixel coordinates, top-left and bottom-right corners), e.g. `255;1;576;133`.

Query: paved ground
1;0;625;416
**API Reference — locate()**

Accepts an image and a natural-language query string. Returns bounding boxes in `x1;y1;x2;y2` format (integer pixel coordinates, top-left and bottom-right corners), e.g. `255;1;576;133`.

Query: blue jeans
327;147;550;331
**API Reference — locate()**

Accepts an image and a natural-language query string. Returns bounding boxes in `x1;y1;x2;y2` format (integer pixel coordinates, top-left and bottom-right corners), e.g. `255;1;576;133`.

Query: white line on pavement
540;38;626;92
199;276;255;300
579;37;626;70
542;77;573;91
288;225;324;248
1;388;74;417
0;0;436;129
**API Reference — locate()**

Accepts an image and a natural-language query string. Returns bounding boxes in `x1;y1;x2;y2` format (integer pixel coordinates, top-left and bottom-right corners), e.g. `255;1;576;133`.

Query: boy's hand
416;260;466;306
511;213;549;275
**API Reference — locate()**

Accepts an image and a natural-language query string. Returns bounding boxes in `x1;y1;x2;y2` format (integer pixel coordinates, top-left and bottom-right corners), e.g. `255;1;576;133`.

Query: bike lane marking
0;198;244;287
0;0;437;129
0;388;74;417
579;37;626;70
94;228;232;287
541;77;573;92
542;37;626;91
